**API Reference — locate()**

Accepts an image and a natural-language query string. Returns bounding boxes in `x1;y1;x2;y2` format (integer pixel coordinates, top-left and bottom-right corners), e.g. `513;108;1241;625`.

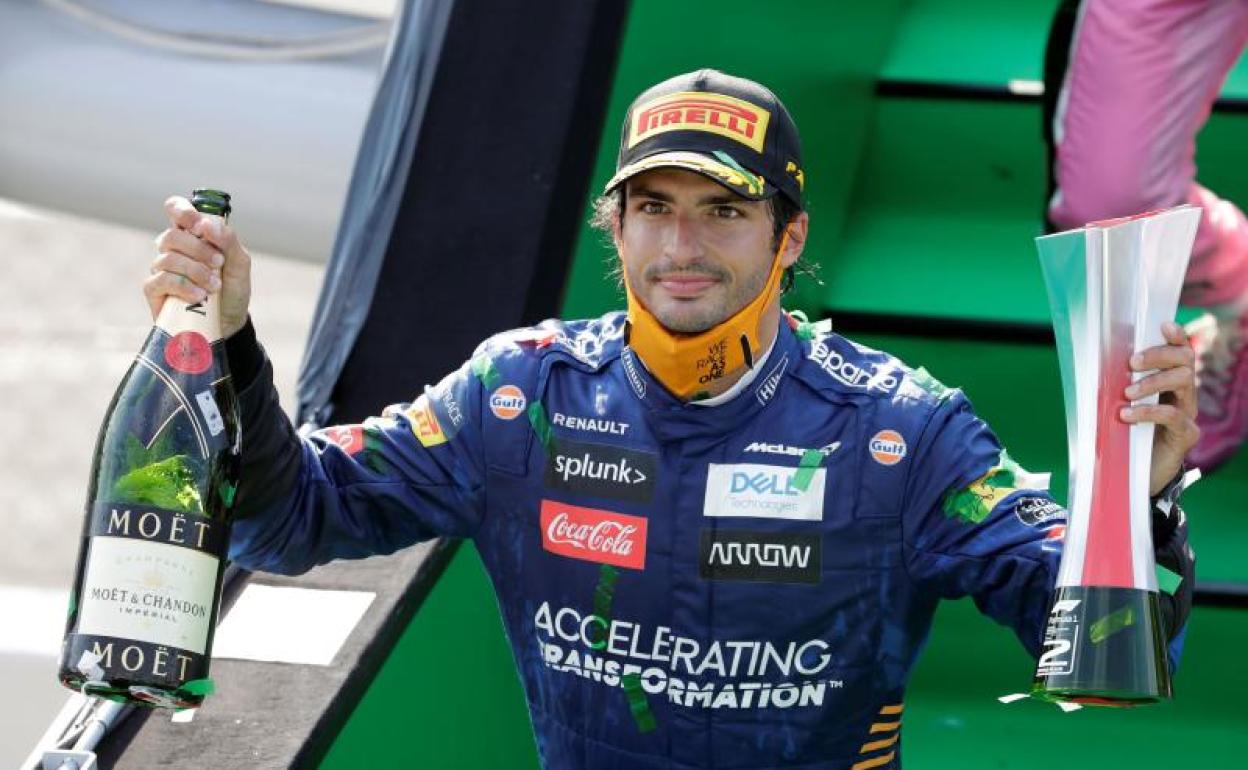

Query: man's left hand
1120;321;1199;495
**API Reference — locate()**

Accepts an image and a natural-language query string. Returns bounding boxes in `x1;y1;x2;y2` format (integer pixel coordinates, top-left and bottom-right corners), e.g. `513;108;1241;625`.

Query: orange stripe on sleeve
851;750;896;770
860;732;900;754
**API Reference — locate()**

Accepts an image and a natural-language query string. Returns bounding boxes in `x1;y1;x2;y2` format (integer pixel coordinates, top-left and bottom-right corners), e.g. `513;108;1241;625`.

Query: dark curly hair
588;186;817;292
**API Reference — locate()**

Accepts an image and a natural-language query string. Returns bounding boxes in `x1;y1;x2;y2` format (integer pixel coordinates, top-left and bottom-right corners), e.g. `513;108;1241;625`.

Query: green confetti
67;594;77;618
113;455;204;515
940;450;1026;524
792;448;824;492
622;673;657;733
1089;606;1136;645
361;430;394;475
179;678;215;696
911;366;955;401
589;564;619;651
527;402;553;455
711;150;765;195
1157;565;1183;594
470;354;500;390
218;480;237;508
593;569;618;615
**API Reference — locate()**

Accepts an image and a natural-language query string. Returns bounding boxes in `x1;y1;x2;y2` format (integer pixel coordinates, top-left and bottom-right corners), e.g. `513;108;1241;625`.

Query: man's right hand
145;195;252;338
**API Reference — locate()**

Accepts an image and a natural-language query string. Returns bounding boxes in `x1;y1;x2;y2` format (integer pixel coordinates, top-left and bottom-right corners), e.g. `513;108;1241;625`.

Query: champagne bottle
57;189;241;709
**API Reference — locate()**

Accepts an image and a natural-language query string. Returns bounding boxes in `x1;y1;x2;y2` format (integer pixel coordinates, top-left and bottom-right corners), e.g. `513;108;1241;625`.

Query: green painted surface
837;94;1248;323
883;0;1248;102
904;600;1248;766
880;0;1057;85
319;544;540;769
833;98;1050;323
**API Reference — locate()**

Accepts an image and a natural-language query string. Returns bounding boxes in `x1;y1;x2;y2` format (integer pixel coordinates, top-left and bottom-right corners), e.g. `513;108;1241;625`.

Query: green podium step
905;598;1248;768
880;0;1055;87
835;97;1248;326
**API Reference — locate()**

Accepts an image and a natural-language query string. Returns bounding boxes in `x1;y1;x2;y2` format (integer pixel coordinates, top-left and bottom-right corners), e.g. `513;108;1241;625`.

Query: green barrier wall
324;1;1248;766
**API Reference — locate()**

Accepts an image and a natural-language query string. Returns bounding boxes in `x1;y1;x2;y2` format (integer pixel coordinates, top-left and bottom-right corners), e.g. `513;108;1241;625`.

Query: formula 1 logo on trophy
1032;205;1200;705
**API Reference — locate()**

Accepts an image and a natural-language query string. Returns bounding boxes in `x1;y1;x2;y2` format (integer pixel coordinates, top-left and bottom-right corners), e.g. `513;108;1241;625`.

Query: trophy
1031;205;1200;705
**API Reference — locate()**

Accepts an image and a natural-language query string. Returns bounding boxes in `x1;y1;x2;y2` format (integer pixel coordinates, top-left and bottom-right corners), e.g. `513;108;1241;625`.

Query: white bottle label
77;538;218;655
196;390;225;436
76;504;228;656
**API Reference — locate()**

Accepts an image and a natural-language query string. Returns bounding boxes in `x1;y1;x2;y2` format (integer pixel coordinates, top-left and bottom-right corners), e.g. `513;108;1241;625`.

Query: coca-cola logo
539;500;647;569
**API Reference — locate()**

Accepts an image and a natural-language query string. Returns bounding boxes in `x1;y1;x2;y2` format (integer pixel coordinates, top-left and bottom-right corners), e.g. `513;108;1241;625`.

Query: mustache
642;261;729;282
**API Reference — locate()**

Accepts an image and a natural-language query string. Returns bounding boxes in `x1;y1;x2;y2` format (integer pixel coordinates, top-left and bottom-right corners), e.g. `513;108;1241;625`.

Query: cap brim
605;151;774;200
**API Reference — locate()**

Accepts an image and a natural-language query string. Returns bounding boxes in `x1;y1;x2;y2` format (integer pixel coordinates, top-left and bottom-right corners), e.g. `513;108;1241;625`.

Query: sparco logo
545;438;657;502
703;463;826;521
808;340;897;392
700;530;821;584
540;500;647;569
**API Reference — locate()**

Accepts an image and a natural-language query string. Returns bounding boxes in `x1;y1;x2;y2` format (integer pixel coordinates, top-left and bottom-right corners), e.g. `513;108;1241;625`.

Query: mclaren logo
699;530;821;584
743;441;840;458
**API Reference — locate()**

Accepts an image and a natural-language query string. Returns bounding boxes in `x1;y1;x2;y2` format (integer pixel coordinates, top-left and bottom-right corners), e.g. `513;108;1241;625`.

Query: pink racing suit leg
1048;0;1248;307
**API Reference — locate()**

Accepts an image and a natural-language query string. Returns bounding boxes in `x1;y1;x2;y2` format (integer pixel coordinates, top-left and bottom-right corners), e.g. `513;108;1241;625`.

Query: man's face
614;168;803;334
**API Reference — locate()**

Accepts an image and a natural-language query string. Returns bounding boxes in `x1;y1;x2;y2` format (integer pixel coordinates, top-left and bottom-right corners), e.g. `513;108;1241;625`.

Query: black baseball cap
605;69;805;206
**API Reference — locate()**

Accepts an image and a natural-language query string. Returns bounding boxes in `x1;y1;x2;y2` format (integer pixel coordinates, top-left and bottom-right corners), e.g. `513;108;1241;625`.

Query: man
147;70;1196;769
1043;0;1248;471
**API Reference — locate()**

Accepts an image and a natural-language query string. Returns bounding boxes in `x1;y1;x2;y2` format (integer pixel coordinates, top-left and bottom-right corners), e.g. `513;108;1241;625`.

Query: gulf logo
489;385;527;420
869;430;907;466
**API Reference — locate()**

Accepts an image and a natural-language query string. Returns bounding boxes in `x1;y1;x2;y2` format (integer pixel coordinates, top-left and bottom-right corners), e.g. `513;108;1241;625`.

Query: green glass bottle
57;189;241;709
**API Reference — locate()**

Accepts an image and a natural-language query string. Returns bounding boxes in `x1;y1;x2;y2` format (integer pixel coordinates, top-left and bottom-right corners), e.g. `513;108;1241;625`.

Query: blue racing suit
226;311;1188;770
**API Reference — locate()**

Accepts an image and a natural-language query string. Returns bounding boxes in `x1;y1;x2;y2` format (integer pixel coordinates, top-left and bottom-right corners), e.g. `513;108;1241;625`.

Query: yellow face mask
623;230;790;400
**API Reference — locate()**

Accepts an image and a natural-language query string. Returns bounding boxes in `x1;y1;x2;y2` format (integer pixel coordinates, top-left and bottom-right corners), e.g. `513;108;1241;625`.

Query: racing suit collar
618;316;797;441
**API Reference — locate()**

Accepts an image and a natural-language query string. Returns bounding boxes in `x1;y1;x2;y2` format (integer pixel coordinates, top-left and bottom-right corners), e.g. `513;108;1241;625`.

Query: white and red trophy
1032;205;1200;705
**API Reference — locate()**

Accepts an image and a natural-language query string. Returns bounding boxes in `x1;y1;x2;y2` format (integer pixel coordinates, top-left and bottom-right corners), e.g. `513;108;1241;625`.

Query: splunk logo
703;463;826;521
699;530;821;585
545;437;657;503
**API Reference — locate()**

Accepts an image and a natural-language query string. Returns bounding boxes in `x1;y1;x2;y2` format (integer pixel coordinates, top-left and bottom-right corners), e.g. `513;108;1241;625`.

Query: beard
635;257;770;334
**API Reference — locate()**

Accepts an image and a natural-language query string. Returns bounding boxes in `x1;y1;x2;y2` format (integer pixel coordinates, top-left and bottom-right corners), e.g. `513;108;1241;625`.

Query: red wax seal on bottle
165;331;213;374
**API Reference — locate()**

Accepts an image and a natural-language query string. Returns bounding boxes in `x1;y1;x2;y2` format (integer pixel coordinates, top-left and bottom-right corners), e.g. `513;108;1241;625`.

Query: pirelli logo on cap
628;91;770;153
